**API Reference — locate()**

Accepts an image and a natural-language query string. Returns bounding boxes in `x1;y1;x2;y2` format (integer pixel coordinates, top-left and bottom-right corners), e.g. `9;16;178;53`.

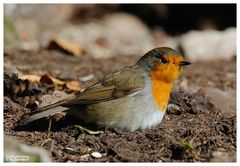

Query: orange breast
150;72;173;112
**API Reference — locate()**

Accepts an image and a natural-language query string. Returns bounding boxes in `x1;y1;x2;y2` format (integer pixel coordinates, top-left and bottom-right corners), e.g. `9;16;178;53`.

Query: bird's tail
18;99;70;126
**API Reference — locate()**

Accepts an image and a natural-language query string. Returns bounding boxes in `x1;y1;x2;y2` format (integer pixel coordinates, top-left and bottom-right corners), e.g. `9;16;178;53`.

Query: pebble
80;74;94;82
167;104;181;115
91;152;102;158
80;154;90;161
210;151;236;162
63;147;80;155
198;87;236;114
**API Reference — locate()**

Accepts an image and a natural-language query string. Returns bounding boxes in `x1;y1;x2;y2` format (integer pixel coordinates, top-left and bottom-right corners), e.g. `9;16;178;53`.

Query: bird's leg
40;117;52;147
47;116;52;138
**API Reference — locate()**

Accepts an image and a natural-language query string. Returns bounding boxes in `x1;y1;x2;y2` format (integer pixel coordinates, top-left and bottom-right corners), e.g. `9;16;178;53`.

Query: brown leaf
40;75;65;90
66;80;82;91
19;74;41;83
20;74;81;92
47;38;85;56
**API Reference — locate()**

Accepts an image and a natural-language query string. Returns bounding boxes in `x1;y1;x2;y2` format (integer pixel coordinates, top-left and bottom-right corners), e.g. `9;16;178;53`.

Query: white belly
83;80;166;131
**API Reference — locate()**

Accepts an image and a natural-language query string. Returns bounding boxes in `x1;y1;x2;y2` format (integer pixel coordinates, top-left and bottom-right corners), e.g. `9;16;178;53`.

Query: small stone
63;147;80;155
180;79;189;91
197;87;236;114
167;104;181;115
91;152;102;158
35;100;40;106
80;154;90;161
80;74;94;82
168;104;180;110
210;151;236;162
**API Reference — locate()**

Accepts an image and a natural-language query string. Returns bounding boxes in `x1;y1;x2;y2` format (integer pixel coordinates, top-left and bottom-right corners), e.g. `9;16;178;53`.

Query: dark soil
4;49;236;162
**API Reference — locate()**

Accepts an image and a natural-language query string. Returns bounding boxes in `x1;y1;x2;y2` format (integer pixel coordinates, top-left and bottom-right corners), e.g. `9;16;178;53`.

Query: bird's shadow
13;115;100;132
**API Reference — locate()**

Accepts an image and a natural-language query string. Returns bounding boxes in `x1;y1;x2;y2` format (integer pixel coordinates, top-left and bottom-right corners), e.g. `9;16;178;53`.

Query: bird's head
138;47;191;83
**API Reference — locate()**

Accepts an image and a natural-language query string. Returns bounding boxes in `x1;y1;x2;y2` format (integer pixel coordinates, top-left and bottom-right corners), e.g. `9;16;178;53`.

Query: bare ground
4;49;236;162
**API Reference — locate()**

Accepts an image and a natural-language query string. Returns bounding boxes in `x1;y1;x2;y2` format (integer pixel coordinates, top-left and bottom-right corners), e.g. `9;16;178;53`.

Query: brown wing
62;65;146;106
18;65;146;126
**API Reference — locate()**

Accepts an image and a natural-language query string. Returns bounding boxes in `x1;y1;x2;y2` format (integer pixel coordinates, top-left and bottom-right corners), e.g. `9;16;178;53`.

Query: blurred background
4;4;236;61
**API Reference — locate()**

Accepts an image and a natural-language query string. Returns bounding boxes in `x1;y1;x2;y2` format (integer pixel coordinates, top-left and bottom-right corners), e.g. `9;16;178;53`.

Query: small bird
19;47;190;131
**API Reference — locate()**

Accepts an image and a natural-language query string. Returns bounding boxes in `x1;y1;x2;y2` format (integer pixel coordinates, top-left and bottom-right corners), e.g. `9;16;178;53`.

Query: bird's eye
160;57;168;64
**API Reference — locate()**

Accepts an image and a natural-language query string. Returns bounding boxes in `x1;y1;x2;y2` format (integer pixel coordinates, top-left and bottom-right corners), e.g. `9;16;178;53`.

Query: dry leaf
20;74;81;92
66;80;82;91
19;74;41;83
40;75;65;85
40;75;65;90
47;38;85;56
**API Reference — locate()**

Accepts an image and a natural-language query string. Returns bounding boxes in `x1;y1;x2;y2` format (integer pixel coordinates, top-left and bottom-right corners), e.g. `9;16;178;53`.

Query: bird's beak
178;61;191;66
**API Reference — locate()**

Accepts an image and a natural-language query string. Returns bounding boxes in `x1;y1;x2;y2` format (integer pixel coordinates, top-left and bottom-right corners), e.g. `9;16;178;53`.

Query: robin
19;47;190;131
